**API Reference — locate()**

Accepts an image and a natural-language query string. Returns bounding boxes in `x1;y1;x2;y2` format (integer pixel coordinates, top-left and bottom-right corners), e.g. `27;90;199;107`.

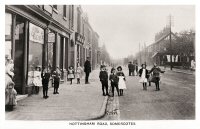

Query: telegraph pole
139;43;141;65
144;42;146;65
169;14;173;70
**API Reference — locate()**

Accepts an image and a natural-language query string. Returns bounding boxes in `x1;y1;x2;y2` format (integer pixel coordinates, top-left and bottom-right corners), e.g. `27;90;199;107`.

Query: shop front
75;32;85;67
5;5;72;95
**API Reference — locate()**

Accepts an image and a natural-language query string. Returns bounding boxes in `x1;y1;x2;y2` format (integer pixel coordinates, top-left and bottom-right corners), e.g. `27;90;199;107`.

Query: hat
111;67;116;73
141;64;146;67
117;66;122;71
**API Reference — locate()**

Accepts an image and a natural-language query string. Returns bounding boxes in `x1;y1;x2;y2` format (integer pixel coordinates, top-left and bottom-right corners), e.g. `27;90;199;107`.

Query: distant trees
100;44;111;65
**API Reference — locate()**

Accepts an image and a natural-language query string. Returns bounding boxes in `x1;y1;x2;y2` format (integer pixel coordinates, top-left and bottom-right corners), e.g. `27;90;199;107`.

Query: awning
151;52;158;58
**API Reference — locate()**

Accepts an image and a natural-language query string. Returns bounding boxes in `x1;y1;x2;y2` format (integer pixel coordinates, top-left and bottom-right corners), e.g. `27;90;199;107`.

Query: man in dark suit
128;62;132;76
84;57;91;84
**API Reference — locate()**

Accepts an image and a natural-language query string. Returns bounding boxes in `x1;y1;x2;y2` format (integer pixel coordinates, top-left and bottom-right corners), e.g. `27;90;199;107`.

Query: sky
82;5;195;59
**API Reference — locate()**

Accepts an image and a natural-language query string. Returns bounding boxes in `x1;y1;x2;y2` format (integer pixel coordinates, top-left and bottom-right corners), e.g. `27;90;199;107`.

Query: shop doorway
13;15;26;94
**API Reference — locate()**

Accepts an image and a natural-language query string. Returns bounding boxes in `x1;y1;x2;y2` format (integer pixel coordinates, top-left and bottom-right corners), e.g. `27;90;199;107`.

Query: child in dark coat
99;65;109;96
109;68;119;96
41;67;51;99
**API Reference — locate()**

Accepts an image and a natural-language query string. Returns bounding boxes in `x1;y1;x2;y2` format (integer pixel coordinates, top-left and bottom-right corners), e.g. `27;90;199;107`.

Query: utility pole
139;43;141;65
144;42;146;65
169;14;173;70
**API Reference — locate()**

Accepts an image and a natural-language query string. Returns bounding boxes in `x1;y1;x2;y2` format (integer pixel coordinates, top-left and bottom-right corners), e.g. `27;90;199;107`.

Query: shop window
27;23;44;86
5;13;12;59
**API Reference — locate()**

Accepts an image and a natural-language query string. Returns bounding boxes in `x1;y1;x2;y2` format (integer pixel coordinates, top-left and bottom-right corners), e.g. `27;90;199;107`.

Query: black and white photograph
1;0;200;129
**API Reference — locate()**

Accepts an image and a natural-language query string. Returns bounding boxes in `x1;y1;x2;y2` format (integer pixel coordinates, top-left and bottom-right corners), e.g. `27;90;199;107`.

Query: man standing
128;62;132;76
84;57;91;84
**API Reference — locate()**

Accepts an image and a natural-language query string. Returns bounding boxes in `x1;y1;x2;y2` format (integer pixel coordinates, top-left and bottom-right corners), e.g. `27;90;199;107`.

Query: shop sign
48;32;55;43
75;32;85;45
29;23;44;44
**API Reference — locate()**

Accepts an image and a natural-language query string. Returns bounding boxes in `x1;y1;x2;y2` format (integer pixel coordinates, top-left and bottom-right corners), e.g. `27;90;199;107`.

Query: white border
1;0;200;129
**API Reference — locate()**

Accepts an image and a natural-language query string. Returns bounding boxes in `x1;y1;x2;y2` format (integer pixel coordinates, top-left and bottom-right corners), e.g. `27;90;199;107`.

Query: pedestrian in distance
117;66;126;96
128;62;132;76
76;63;83;84
149;63;165;91
109;67;119;96
84;57;91;84
52;67;61;94
41;67;51;99
99;65;109;96
139;64;149;90
132;62;136;76
68;66;75;85
135;62;138;76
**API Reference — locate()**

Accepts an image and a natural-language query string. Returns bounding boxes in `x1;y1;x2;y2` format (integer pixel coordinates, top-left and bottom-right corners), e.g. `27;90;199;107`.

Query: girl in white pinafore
117;66;127;96
139;64;148;90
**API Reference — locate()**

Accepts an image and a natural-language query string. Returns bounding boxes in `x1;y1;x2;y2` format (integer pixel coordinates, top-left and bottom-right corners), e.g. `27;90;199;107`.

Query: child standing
76;63;83;84
99;65;109;96
41;67;51;99
68;66;75;85
52;67;61;94
117;66;126;96
139;64;149;90
109;68;119;96
149;63;165;91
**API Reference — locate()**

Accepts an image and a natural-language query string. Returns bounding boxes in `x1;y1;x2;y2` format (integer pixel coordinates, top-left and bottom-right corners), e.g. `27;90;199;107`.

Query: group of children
67;63;83;85
99;65;127;97
139;63;165;91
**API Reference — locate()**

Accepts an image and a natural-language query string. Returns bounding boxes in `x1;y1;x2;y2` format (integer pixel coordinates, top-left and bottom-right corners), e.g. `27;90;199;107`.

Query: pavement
6;69;108;120
159;66;195;75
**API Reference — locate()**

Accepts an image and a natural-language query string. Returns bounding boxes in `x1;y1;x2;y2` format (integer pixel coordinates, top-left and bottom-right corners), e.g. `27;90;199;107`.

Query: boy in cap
99;65;109;96
109;67;119;96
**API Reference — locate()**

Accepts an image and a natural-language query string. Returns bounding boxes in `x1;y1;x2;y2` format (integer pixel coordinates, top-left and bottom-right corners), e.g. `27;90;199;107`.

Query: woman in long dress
5;59;17;111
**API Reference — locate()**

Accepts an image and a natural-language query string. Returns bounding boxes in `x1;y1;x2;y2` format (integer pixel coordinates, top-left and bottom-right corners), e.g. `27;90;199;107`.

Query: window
53;5;57;10
77;11;81;33
63;5;67;17
5;13;12;59
28;23;44;86
70;5;74;29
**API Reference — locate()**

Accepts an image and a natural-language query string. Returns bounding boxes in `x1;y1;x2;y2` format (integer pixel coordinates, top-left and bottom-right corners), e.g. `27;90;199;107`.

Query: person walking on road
139;64;149;90
99;65;109;96
68;66;75;85
109;67;119;97
41;67;51;99
117;66;126;96
52;67;61;94
149;63;165;91
84;57;91;84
